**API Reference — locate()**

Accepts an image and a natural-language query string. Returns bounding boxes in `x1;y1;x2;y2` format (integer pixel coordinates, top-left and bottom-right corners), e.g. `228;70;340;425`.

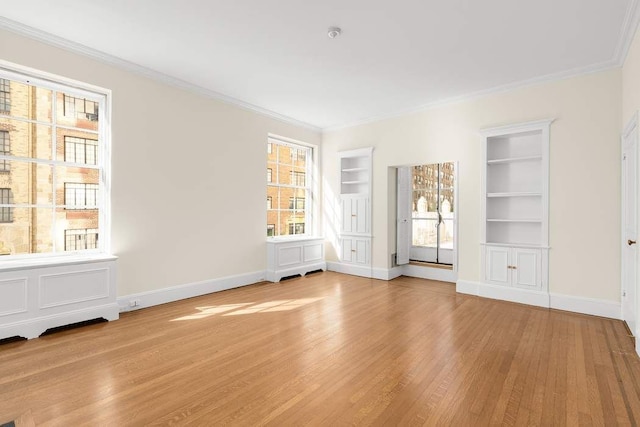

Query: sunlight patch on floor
170;303;253;321
171;298;324;321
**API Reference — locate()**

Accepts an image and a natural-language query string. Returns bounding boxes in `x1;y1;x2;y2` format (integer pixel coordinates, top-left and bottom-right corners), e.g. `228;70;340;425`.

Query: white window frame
267;135;317;238
0;59;112;260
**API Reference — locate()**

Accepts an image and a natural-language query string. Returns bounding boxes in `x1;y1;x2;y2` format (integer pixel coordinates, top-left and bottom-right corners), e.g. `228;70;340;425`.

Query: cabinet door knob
351;249;356;252
629;239;637;246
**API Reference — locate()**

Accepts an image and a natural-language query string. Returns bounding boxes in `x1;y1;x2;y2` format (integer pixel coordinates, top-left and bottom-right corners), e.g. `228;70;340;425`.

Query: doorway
397;162;457;267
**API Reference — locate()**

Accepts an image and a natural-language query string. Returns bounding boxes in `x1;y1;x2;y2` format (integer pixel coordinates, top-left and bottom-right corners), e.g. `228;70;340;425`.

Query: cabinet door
341;197;369;234
485;246;510;285
341;237;370;265
354;239;369;264
354;197;369;234
512;248;541;289
341;238;354;262
342;198;354;233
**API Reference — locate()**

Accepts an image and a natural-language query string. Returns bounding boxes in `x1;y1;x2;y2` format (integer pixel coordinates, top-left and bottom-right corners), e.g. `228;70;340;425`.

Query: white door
622;115;638;336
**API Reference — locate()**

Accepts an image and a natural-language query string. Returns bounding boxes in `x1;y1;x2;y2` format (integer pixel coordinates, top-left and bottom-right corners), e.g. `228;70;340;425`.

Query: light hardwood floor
1;271;640;425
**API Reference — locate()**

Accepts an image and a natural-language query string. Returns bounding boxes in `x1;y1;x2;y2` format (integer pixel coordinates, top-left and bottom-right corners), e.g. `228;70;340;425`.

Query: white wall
323;69;622;302
0;29;321;296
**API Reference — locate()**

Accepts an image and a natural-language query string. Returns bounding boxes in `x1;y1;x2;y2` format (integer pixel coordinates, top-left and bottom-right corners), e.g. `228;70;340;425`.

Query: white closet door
396;167;412;265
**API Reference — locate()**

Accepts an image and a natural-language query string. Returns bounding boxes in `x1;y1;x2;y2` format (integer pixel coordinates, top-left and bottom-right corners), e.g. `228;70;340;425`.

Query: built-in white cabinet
339;147;373;271
341;237;370;265
484;245;541;289
342;196;369;234
481;120;552;292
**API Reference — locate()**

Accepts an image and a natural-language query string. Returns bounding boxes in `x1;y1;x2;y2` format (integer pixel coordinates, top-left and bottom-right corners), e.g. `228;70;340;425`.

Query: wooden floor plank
0;272;639;425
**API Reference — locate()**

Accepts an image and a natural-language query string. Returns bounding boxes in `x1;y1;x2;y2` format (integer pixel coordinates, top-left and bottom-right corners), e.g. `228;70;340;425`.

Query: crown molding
0;17;321;133
323;58;619;132
614;0;640;66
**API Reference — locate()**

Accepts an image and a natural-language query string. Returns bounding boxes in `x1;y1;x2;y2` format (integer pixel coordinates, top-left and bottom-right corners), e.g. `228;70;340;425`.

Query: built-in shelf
339;147;373;270
487;155;542;164
486;218;542;223
481;119;552;294
486;192;542;198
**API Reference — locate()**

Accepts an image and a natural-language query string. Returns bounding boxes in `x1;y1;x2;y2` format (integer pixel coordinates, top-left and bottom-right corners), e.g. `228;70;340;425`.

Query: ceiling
0;0;637;129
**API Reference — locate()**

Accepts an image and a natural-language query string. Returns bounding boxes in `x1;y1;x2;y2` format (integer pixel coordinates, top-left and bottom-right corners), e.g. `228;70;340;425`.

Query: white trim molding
326;261;373;279
0;17;320;133
549;293;621;320
401;264;457;283
117;270;265;313
457;280;622;320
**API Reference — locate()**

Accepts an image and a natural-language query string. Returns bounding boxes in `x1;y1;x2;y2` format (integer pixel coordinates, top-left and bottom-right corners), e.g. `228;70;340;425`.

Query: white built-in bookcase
339;147;373;270
481;119;553;291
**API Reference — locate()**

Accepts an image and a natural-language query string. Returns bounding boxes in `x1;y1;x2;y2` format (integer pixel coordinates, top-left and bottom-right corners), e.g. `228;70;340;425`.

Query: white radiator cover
0;256;118;340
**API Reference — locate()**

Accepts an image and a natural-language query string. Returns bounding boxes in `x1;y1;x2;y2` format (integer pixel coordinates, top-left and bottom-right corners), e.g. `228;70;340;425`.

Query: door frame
621;111;638;337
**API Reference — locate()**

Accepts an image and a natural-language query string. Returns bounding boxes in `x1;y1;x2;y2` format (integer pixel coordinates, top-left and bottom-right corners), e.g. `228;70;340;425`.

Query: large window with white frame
266;138;313;237
0;64;109;257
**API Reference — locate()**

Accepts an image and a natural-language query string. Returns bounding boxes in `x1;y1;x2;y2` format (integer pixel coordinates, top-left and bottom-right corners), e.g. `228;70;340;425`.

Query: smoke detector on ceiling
327;27;342;39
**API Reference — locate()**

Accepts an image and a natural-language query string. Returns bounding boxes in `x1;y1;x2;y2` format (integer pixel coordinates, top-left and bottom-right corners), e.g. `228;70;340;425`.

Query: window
65;183;99;209
65;228;98;251
0;131;9;172
0;189;13;223
65;136;98;165
0;65;108;257
63;94;99;121
0;79;9;114
266;137;314;237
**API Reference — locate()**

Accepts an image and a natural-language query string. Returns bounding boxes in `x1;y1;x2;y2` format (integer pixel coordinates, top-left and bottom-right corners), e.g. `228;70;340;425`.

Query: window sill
0;253;117;272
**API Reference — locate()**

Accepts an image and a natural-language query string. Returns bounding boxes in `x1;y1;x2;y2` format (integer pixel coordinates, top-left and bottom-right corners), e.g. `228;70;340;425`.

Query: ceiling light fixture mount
327;27;342;39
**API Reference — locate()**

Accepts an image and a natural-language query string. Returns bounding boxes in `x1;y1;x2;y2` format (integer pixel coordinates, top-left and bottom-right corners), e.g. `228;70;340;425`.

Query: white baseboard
401;264;457;283
117;270;266;313
0;303;119;339
457;280;549;308
456;280;621;319
373;266;403;280
549;293;621;320
326;262;373;278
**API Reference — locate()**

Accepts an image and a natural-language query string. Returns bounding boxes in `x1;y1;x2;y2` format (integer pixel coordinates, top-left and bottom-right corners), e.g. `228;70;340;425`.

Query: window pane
56;208;99;252
412;218;439;247
0;80;52;122
56;92;99;132
0;118;53;160
59;131;99;164
0;161;54;205
0;208;54;255
55;166;100;208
